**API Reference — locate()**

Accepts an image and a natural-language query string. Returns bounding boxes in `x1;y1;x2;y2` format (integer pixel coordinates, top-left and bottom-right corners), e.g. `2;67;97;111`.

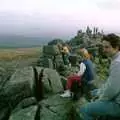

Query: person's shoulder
80;61;86;66
83;59;93;64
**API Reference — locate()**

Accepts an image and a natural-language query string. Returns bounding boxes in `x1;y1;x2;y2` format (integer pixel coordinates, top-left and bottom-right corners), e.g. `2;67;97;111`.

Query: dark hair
102;33;120;49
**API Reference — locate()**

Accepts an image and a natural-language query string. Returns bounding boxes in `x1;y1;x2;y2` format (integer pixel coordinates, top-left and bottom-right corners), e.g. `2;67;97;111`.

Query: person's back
80;58;96;100
78;48;95;82
82;59;95;82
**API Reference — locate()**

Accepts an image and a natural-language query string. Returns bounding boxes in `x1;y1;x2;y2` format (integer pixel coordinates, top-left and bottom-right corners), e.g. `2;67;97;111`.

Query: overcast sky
0;0;120;39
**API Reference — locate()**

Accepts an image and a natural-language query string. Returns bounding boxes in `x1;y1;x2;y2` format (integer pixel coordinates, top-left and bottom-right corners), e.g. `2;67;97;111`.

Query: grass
0;47;43;77
0;47;42;61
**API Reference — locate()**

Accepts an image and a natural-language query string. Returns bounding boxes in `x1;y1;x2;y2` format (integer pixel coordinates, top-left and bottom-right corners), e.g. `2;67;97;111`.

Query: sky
0;0;120;39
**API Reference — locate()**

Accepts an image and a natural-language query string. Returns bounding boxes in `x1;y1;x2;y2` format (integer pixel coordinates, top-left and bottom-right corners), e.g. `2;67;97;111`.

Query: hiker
60;48;95;98
80;33;120;120
61;43;71;66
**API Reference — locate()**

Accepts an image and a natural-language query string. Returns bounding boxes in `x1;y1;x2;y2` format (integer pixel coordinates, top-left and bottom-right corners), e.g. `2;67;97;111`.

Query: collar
112;51;120;61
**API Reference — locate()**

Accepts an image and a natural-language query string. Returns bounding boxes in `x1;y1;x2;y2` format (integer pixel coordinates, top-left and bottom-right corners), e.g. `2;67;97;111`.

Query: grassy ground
0;47;42;61
0;47;42;77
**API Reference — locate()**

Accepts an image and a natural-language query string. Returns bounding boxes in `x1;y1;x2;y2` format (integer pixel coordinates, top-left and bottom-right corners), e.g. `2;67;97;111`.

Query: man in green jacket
80;33;120;120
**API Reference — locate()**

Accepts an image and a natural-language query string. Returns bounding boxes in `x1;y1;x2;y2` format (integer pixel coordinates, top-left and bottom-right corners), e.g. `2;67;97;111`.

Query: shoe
60;90;71;98
69;63;71;67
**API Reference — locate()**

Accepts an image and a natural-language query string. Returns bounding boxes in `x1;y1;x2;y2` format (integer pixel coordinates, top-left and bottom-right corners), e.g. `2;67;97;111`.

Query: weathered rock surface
0;67;35;109
9;94;76;120
9;105;38;120
40;94;73;120
0;67;7;90
36;67;64;94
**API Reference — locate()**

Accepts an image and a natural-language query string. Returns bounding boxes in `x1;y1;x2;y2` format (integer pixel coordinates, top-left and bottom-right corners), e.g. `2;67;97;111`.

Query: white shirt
77;62;86;76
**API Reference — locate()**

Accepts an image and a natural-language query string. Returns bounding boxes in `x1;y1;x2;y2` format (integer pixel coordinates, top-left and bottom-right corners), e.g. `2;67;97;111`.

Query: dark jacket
82;59;95;82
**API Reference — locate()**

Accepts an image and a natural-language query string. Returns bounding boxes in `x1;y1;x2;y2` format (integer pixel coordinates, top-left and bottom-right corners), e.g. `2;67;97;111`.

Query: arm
77;62;86;76
99;61;120;101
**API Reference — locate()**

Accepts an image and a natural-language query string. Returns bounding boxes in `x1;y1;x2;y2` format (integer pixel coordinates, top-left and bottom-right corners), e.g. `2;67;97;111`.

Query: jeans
80;100;120;120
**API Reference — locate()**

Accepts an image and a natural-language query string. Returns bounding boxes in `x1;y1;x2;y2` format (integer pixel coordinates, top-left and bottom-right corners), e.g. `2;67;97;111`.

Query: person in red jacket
60;48;95;98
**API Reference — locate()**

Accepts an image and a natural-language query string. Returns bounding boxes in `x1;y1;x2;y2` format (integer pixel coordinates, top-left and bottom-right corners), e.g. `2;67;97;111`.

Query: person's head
102;33;120;57
80;48;90;60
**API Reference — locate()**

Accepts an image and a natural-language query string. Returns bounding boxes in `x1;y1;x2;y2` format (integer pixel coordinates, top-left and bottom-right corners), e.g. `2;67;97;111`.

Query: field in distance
0;47;42;61
0;47;43;76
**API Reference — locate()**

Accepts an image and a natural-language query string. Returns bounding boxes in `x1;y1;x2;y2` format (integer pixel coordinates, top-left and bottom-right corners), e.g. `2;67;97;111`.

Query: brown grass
0;47;42;61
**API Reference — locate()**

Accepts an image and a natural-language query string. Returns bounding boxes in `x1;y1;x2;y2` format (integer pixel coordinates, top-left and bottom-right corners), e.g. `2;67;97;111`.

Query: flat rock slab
40;94;73;120
9;105;38;120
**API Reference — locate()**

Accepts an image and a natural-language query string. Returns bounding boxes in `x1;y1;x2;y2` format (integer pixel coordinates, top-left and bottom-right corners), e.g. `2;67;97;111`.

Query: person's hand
90;89;98;97
91;96;99;101
89;89;99;101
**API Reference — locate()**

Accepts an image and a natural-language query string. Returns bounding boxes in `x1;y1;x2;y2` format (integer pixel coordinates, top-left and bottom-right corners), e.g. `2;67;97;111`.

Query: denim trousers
80;100;120;120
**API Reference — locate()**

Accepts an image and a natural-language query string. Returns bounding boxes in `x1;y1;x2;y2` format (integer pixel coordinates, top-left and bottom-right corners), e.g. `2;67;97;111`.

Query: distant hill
0;35;50;48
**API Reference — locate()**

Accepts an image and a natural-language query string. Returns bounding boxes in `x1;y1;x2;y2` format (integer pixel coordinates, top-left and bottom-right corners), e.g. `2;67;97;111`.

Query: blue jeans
80;100;120;120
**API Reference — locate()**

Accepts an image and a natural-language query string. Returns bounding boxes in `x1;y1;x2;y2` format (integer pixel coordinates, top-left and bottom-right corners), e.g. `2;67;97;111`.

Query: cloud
91;0;120;10
0;0;120;37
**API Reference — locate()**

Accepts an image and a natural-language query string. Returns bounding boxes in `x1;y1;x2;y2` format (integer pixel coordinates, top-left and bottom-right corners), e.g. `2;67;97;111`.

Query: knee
80;104;92;117
79;105;88;119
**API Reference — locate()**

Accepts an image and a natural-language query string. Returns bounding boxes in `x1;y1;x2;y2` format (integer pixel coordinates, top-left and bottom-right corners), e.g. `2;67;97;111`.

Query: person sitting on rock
79;33;120;120
60;48;95;98
61;43;71;66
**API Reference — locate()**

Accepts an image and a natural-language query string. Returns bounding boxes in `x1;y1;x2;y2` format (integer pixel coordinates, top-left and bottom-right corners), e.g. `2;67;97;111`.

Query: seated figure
60;48;95;98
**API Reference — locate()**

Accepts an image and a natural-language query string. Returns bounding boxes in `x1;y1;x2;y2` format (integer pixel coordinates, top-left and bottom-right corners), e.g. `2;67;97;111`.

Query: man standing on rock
79;33;120;120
